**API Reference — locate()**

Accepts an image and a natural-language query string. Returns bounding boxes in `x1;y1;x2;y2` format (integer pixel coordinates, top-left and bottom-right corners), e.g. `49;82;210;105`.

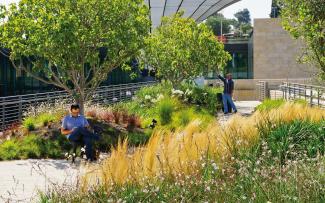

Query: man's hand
61;128;74;135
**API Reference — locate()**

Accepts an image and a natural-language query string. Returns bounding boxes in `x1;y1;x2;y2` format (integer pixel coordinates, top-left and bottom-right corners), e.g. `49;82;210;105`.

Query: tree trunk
74;92;86;115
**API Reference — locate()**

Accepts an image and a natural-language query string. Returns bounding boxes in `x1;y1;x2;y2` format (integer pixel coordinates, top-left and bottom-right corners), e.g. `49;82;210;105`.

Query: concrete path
217;101;261;125
0;159;81;202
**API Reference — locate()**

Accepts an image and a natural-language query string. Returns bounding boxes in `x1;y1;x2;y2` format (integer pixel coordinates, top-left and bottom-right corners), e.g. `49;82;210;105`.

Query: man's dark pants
68;127;99;160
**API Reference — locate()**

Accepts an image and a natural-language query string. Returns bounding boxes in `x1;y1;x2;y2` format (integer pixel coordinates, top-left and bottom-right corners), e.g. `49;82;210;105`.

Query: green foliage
256;99;308;111
0;134;68;160
205;14;235;36
158;99;175;125
179;83;223;114
234;8;251;25
143;12;231;85
19;134;42;159
112;83;221;129
22;117;36;131
37;113;54;126
0;0;150;111
126;129;152;146
0;139;20;160
256;99;285;111
177;109;193;126
266;120;324;163
280;0;325;79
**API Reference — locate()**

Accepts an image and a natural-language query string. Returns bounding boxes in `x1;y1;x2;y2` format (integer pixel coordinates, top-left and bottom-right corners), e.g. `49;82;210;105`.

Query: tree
270;0;282;18
205;14;233;36
143;12;231;86
280;0;325;80
0;0;150;113
234;9;251;25
240;23;253;35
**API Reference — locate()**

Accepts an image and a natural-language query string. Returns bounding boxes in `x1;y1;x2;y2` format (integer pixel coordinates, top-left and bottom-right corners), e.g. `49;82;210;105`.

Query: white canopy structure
145;0;241;30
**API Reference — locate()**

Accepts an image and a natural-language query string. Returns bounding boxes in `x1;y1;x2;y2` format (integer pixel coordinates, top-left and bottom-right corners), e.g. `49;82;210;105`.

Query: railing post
310;87;313;107
282;83;285;99
2;99;5;131
317;88;320;107
304;84;307;101
18;95;22;121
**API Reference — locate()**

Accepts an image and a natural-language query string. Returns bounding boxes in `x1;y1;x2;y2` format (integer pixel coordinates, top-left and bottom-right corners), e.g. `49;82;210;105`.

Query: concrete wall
253;18;316;80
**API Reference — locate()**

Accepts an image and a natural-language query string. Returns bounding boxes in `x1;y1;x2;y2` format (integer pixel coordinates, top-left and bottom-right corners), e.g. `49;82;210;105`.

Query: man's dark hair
70;104;80;110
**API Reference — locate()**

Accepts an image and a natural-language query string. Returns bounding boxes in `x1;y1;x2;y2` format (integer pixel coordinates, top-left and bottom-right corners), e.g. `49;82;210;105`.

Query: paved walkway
0;101;261;203
0;159;81;202
217;100;261;124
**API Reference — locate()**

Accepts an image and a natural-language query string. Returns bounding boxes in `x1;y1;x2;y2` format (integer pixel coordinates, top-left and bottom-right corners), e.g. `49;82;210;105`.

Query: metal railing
257;81;325;108
0;81;156;131
280;82;325;108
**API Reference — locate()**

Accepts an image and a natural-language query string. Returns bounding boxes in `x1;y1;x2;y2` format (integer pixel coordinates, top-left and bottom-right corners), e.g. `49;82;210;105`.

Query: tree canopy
0;0;150;112
280;0;325;80
143;12;231;86
205;14;234;36
234;9;251;25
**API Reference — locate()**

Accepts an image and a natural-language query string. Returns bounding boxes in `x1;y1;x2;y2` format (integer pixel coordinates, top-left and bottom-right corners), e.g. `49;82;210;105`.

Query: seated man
61;104;99;161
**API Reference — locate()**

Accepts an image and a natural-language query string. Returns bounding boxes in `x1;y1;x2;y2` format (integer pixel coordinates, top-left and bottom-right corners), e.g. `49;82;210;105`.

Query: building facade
206;18;316;100
0;52;149;97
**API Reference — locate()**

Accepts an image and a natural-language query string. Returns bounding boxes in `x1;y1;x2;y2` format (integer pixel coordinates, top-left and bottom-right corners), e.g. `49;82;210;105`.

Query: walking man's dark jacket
218;75;234;94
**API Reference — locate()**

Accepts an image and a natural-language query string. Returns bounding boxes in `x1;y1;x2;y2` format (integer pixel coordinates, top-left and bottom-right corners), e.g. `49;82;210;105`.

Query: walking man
61;104;99;161
218;73;237;114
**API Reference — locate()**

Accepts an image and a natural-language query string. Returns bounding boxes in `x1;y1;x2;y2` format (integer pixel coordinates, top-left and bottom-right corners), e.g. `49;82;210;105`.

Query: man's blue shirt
61;114;89;137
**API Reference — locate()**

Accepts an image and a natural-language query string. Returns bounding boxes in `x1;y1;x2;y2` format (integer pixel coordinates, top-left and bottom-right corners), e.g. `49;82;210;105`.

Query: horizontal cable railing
257;81;325;108
280;82;325;108
0;81;156;131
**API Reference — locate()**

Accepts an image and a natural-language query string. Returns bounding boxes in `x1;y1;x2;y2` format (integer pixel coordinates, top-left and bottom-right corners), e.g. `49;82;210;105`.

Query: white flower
156;94;164;101
172;89;184;95
206;186;210;191
185;89;192;95
126;91;132;96
212;163;218;170
145;95;152;100
113;97;118;102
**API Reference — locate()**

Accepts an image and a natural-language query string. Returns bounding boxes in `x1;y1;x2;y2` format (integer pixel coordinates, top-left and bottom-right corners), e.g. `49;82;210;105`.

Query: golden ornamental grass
83;103;325;188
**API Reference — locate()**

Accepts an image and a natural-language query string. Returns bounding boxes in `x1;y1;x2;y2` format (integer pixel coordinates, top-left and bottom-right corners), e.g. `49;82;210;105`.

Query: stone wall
253;18;316;80
206;18;318;101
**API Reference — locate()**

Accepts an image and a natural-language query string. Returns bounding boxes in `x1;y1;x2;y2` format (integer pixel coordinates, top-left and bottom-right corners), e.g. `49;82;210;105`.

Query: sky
1;0;273;24
220;0;273;23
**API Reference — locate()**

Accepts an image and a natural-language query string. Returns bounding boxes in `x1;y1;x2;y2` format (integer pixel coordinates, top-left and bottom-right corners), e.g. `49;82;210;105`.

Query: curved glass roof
145;0;241;30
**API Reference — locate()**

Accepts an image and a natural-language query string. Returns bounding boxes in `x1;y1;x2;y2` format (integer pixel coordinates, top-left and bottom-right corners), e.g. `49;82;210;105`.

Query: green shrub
158;99;175;125
293;98;308;106
256;99;285;111
136;82;172;99
266;120;324;163
176;109;194;126
22;117;36;131
37;113;54;126
0;139;20;160
41;139;63;158
179;83;222;114
256;99;309;112
126;129;152;146
20;134;42;159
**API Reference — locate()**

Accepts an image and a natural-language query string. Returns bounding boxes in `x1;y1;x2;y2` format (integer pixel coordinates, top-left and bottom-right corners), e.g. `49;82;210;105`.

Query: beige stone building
207;18;317;101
